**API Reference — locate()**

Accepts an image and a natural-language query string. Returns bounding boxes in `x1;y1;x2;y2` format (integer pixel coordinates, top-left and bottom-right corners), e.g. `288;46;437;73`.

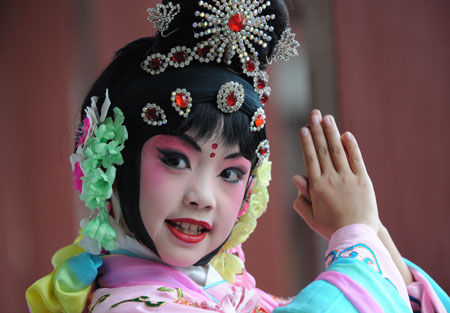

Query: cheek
217;182;248;227
141;159;166;189
139;159;171;233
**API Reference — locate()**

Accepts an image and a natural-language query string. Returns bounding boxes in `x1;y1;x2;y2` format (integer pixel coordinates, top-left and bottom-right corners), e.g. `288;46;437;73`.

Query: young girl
26;0;449;312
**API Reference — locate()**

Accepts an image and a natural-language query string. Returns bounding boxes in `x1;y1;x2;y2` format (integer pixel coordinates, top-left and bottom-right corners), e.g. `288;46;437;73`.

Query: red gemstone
261;93;269;104
255;114;265;127
257;78;266;89
228;14;245;32
259;147;268;155
226;92;237;106
172;52;187;63
212;143;218;149
175;93;188;108
210;152;216;158
145;108;158;121
198;46;211;57
150;59;161;71
246;60;256;72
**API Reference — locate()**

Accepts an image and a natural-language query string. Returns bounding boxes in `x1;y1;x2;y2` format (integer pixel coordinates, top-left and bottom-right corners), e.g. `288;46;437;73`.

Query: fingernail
311;115;319;125
345;132;354;141
323;116;332;127
301;127;310;136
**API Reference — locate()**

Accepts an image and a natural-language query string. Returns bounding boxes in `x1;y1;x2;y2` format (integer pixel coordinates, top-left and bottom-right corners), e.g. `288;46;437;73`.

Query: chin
159;251;201;267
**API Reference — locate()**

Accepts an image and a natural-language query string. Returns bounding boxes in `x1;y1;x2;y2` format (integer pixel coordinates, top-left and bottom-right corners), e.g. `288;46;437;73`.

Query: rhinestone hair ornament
269;28;300;63
147;2;181;33
141;0;299;108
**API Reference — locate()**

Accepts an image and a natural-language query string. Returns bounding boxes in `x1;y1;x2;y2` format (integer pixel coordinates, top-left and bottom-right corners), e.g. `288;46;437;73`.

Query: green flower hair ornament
70;89;128;253
210;159;272;283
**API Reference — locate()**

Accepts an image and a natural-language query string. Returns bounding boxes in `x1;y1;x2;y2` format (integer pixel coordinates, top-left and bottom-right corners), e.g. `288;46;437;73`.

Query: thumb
292;174;311;202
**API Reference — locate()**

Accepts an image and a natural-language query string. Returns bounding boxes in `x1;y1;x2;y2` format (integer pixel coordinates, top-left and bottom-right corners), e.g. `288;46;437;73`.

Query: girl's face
139;133;252;266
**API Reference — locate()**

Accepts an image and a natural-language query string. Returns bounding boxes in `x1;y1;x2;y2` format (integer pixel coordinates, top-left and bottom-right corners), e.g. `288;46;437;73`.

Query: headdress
73;0;299;283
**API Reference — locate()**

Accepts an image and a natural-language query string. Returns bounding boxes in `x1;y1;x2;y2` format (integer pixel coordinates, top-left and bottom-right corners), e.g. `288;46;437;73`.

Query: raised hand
292;110;380;241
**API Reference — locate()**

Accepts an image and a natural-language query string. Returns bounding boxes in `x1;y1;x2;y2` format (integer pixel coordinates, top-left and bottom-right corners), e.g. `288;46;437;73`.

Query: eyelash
158;150;190;170
158;149;246;183
220;168;245;184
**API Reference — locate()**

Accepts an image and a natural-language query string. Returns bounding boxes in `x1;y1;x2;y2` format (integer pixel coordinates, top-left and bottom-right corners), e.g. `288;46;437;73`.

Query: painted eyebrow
224;152;244;160
179;134;202;152
179;134;243;159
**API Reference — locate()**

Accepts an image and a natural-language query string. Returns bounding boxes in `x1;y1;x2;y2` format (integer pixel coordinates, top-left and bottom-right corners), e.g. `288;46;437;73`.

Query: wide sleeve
26;237;102;313
274;224;413;313
404;259;450;313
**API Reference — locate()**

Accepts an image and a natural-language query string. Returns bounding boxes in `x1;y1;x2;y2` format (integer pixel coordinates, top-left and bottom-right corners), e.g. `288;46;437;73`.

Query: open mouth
166;219;211;244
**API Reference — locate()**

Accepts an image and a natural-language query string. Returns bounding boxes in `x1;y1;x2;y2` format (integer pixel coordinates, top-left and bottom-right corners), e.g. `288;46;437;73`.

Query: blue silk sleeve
274;258;412;313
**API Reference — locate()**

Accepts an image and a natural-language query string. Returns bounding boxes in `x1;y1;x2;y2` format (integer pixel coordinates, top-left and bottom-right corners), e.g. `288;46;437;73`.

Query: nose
183;174;216;210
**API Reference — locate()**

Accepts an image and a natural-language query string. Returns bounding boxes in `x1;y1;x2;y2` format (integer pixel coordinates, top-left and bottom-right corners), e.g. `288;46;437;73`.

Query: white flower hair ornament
70;89;128;254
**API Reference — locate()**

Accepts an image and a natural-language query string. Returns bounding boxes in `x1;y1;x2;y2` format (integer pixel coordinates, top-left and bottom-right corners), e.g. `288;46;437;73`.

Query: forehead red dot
210;152;216;158
212;143;218;149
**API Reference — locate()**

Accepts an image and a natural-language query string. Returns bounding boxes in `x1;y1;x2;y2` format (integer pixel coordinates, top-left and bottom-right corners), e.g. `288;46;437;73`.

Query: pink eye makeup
219;167;246;183
157;149;191;170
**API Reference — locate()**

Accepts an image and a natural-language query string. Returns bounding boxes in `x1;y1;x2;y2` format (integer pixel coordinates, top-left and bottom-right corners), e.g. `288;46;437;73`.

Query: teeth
173;222;205;235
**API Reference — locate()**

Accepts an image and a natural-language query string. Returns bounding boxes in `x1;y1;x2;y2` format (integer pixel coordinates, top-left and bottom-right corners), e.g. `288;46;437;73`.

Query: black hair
77;0;289;265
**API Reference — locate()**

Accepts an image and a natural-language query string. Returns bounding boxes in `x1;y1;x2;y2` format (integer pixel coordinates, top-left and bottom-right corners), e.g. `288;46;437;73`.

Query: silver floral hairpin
269;28;300;63
147;2;181;33
192;0;275;66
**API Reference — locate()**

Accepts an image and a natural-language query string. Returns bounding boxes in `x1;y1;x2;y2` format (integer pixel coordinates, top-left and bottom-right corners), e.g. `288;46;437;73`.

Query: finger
293;193;314;225
300;127;321;179
322;115;350;173
341;132;367;175
292;174;311;202
309;110;335;174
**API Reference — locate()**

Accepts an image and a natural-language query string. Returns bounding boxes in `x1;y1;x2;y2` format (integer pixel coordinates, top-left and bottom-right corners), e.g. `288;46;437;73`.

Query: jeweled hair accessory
142;103;168;126
70;89;128;252
171;88;193;117
269;28;300;63
217;81;244;113
250;107;266;132
192;0;275;65
147;2;181;32
256;139;270;165
142;0;297;107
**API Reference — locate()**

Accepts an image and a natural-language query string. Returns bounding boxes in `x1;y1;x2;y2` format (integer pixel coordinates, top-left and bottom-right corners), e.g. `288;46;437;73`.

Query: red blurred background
1;1;449;312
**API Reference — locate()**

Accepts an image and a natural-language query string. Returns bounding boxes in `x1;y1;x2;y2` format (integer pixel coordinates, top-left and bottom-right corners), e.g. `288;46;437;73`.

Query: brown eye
220;168;244;183
158;150;190;170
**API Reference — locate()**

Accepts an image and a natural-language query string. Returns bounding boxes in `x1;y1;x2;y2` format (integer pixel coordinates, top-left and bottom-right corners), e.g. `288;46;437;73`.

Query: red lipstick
166;218;211;244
